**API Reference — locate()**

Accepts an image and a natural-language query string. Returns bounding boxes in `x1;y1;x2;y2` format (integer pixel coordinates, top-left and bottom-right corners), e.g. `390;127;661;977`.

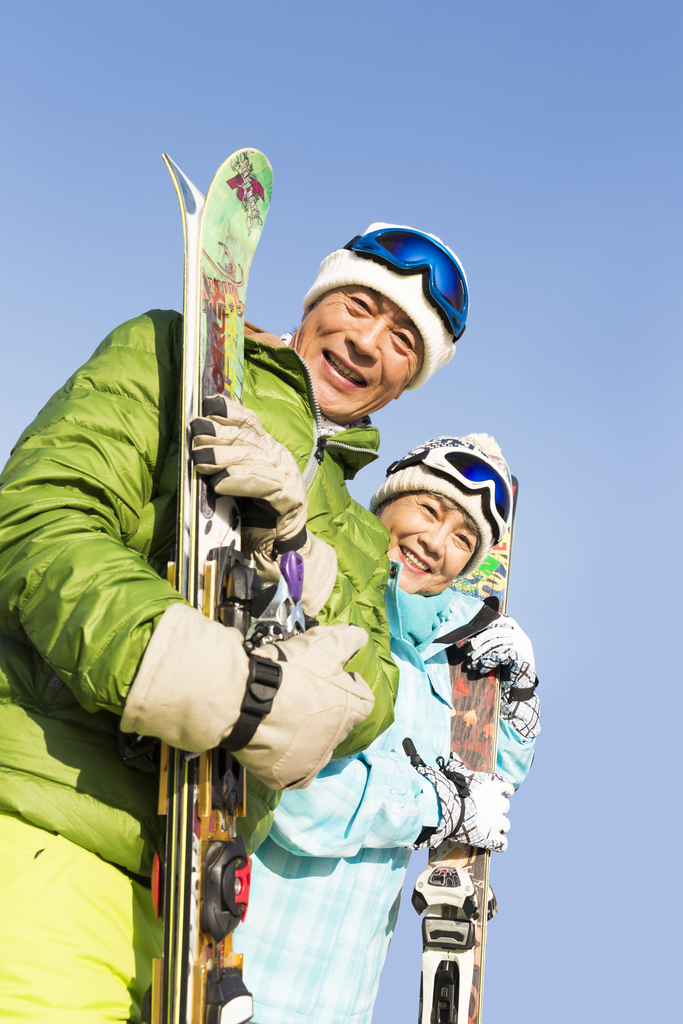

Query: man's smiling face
291;286;424;425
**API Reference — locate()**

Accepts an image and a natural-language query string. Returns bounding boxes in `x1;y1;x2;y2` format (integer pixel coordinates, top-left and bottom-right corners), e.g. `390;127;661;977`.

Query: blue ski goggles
386;444;512;541
344;228;469;340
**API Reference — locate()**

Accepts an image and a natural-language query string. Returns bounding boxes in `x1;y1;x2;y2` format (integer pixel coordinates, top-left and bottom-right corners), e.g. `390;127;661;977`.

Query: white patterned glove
467;613;534;681
467;614;541;738
404;741;513;853
438;754;514;851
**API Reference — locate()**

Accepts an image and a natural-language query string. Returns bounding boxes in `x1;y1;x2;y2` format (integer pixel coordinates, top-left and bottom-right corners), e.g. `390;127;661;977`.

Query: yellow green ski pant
0;810;162;1022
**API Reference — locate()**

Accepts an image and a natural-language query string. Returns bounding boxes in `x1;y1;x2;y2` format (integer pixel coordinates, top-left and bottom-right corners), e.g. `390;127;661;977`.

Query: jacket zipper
291;350;375;490
323;438;375;456
291;351;324;489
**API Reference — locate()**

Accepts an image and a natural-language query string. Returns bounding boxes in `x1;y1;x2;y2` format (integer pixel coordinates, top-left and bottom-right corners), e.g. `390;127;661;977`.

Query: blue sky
1;1;681;1020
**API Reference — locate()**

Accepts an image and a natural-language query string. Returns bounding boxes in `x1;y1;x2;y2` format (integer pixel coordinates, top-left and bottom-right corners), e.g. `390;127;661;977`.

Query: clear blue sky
1;1;681;1020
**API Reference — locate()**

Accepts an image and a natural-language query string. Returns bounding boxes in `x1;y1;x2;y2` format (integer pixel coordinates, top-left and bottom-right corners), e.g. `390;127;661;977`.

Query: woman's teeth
401;546;430;572
326;352;365;385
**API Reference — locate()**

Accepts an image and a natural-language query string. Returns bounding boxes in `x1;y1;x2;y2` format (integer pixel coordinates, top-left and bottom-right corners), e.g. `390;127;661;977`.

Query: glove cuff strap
440;767;469;840
272;526;307;557
222;654;283;752
414;825;437;847
507;674;539;703
451;789;467;838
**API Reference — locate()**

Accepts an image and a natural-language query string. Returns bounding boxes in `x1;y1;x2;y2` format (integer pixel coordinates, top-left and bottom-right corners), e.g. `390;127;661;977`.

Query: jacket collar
246;335;309;396
245;336;381;477
385;561;484;657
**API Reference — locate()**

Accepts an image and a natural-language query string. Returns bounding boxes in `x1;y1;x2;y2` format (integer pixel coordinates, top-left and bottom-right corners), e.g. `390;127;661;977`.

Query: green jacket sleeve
306;467;398;758
0;310;186;713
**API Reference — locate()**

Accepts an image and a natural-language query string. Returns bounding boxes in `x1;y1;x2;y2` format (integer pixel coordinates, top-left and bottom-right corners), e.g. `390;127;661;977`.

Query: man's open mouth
400;546;431;572
323;350;367;387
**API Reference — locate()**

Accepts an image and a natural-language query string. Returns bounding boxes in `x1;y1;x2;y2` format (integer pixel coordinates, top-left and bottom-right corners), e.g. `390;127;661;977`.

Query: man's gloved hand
190;396;308;558
250;532;338;619
120;604;372;791
190;396;338;616
467;614;540;738
408;747;513;853
236;625;371;788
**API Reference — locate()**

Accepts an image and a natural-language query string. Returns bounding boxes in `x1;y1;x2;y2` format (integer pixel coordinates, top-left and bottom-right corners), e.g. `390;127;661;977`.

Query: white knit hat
370;434;510;577
302;223;467;390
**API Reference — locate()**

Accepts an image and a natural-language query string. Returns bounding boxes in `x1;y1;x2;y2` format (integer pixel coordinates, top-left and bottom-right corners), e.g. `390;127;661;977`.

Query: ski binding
412;865;478;1024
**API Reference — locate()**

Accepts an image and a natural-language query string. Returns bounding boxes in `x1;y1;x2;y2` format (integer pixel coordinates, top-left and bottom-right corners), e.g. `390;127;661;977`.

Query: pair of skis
153;146;519;1024
412;481;519;1024
148;149;272;1024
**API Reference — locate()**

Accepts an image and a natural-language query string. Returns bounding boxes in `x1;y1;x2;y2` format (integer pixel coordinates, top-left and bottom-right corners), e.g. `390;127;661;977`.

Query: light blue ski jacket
234;565;536;1024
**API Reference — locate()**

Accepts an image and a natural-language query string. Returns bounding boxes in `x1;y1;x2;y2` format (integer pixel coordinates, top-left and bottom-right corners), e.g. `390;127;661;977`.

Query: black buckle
221;654;282;753
242;655;282;717
386;451;427;476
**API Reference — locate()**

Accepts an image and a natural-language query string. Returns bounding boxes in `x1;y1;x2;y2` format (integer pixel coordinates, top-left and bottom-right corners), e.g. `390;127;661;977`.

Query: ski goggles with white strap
386;441;512;543
344;228;469;340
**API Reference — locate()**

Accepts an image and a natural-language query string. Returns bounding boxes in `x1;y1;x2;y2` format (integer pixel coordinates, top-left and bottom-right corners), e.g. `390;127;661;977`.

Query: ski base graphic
151;149;273;1024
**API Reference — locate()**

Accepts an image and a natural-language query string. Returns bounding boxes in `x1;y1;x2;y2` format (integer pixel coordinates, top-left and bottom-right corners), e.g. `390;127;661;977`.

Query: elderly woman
235;433;541;1024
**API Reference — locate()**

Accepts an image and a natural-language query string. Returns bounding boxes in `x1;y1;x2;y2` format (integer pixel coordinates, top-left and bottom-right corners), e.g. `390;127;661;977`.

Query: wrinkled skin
291;287;424;425
377;493;478;596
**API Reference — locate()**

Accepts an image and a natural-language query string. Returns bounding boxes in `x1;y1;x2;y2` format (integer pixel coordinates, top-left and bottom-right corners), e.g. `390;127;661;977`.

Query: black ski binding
200;835;251;943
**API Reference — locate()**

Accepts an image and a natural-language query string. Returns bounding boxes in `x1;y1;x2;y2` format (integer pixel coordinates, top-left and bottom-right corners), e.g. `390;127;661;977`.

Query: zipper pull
314;436;327;463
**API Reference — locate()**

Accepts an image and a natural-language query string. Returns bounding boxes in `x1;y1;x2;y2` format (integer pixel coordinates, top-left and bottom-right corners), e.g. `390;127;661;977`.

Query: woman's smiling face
377;492;479;595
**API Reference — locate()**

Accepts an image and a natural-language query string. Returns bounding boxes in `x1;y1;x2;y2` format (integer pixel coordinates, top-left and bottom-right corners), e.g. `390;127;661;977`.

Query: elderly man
0;222;468;1021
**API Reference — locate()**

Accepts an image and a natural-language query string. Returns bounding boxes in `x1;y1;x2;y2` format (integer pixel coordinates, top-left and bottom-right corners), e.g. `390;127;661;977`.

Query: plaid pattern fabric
438;754;514;852
502;689;541;738
411;762;464;849
234;576;537;1024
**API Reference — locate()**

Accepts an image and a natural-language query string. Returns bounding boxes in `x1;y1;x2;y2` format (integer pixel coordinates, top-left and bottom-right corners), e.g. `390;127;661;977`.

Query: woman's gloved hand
466;614;540;738
466;613;535;686
405;740;513;852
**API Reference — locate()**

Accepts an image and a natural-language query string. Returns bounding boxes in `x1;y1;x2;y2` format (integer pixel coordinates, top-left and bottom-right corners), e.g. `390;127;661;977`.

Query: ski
152;149;273;1024
412;477;519;1024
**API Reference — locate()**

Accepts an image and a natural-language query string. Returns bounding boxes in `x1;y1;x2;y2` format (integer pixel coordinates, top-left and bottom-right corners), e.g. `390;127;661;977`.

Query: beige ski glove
190;396;308;558
120;604;372;790
236;623;371;788
252;531;338;618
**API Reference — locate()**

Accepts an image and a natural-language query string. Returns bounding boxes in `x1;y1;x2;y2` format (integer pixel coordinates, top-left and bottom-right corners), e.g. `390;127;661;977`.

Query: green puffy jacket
0;310;397;875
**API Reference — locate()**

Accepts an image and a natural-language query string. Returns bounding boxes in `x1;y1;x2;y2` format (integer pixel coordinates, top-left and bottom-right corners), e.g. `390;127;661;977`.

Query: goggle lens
374;230;466;313
443;451;511;521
